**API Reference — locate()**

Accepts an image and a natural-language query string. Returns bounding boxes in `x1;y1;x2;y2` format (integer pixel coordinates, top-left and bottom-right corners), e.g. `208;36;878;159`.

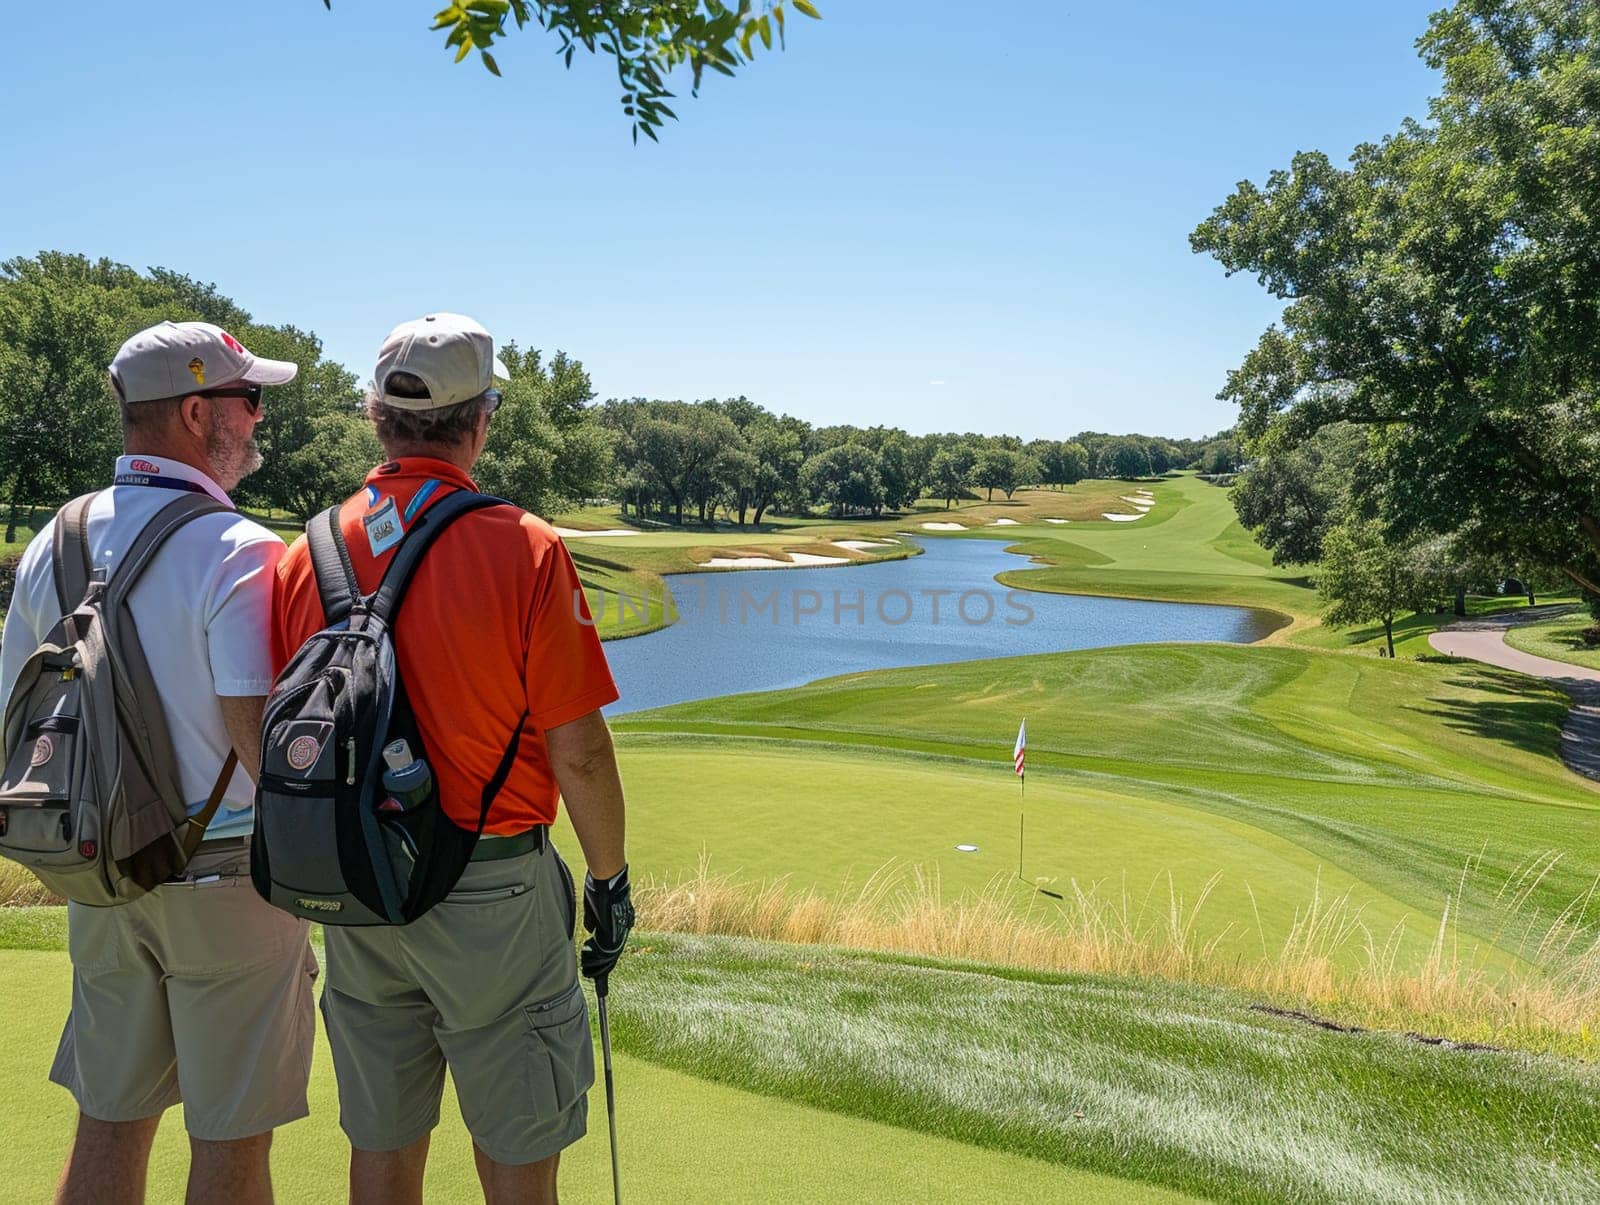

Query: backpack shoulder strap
52;493;99;613
368;490;510;624
307;504;362;625
103;493;231;607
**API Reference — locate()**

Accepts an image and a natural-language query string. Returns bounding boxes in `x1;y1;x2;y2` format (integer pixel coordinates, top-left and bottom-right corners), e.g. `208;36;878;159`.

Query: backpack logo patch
286;735;322;772
296;897;343;913
29;735;53;767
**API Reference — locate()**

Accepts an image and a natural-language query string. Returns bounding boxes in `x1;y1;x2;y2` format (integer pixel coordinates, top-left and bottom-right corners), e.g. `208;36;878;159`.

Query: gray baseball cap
109;321;298;404
373;312;510;412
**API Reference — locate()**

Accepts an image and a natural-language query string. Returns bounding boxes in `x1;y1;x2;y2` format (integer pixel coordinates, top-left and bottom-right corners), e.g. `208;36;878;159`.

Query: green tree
928;445;973;510
1196;434;1241;476
1192;0;1600;598
477;346;615;516
799;443;881;518
1319;518;1430;658
1230;423;1363;567
329;1;823;141
1101;438;1150;480
973;447;1031;501
875;435;919;511
620;401;737;525
0;254;146;537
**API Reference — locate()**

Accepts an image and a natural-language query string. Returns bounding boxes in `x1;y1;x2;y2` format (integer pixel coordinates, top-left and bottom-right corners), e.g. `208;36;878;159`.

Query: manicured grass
618;934;1600;1205
609;644;1600;973
1503;606;1600;672
0;947;1173;1204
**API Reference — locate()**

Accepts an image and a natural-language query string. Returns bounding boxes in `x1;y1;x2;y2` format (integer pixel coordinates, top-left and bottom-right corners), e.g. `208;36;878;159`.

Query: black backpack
251;488;527;925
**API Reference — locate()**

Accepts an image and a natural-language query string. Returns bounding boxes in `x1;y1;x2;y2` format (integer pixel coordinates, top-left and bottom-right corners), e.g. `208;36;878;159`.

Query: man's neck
384;443;478;475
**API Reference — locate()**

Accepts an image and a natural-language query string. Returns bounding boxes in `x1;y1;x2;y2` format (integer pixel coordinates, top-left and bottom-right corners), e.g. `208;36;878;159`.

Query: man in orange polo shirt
271;313;631;1205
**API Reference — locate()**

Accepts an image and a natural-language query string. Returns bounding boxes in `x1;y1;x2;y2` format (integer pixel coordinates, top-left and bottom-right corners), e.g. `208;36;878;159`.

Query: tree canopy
1192;0;1600;599
324;0;822;141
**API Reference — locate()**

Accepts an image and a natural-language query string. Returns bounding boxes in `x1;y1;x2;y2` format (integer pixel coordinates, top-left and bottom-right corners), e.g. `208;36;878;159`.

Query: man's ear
177;394;208;438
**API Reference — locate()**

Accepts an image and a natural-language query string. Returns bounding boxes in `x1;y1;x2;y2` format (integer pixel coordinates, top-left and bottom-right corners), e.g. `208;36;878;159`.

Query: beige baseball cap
109;321;298;404
373;312;510;412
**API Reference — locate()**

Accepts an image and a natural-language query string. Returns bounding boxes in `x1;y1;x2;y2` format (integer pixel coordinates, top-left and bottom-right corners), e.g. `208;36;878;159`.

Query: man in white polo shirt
0;321;317;1205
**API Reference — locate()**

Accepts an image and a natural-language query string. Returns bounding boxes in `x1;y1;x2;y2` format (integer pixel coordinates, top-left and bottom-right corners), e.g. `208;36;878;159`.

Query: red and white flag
1013;719;1026;778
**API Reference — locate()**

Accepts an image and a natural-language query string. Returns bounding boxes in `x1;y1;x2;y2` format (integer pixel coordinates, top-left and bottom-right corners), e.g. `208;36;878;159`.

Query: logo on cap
188;358;206;386
287;735;322;773
220;331;245;355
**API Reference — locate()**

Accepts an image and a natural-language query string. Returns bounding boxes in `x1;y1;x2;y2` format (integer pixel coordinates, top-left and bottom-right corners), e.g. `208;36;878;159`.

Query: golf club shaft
597;974;621;1205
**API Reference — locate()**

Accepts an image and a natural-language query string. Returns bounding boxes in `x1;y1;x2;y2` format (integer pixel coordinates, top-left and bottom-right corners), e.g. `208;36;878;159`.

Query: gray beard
206;422;262;492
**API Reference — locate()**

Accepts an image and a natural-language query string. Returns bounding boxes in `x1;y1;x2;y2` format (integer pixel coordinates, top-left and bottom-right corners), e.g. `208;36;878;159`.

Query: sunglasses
201;384;263;415
482;389;502;416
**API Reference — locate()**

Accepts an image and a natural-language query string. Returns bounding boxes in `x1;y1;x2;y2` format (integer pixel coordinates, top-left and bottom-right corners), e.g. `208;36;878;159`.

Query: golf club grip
596;971;610;999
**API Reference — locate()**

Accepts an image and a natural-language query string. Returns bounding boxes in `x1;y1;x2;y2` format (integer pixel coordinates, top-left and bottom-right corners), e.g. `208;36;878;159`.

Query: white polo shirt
0;455;284;843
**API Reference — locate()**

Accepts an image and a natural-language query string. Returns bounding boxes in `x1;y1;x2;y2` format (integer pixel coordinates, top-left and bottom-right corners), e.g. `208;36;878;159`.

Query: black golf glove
582;864;634;980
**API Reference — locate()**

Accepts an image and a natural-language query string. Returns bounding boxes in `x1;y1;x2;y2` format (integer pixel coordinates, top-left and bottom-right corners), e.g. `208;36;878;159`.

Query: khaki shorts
51;841;319;1141
320;840;593;1165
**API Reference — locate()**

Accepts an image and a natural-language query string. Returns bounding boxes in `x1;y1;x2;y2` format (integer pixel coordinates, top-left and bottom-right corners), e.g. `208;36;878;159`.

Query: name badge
363;496;405;557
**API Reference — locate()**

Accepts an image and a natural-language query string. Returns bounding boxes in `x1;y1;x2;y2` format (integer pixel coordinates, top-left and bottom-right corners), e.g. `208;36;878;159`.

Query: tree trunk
1528;587;1536;606
754;504;767;526
1453;584;1466;617
986;486;994;501
5;487;22;546
1384;616;1395;659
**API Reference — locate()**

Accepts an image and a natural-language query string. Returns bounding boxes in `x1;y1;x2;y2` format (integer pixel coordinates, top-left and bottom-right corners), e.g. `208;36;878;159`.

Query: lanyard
113;472;209;494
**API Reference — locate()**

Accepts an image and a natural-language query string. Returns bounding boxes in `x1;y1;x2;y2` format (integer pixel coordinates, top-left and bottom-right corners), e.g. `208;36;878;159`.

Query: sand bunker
1120;497;1153;507
987;518;1021;526
1103;512;1146;522
698;552;850;569
553;526;640;537
921;522;967;530
832;540;896;552
1044;518;1071;524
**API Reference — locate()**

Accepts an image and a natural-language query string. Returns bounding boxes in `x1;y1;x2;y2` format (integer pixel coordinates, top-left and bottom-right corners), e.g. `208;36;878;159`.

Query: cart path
1428;606;1600;782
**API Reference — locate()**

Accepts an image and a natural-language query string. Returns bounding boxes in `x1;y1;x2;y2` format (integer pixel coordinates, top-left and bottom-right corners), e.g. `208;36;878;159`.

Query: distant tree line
0;252;1239;538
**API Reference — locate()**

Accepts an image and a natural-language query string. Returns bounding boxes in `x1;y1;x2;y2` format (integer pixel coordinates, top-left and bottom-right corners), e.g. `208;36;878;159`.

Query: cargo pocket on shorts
524;982;593;1116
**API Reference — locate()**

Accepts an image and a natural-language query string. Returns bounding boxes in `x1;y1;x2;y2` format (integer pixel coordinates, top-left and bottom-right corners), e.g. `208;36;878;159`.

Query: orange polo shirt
270;458;618;834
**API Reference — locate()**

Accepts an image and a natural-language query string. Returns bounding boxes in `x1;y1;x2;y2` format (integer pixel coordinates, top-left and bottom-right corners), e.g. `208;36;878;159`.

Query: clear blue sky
2;2;1441;441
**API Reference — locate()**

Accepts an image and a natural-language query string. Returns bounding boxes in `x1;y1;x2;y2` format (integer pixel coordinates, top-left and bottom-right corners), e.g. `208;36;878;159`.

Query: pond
600;536;1282;714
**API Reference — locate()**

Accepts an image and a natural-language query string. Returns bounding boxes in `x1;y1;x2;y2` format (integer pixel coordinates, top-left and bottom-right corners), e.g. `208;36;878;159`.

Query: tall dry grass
0;861;56;906
637;853;1600;1058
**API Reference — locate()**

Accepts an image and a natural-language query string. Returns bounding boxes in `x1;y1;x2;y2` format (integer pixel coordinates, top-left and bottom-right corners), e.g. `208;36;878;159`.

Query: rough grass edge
637;854;1600;1060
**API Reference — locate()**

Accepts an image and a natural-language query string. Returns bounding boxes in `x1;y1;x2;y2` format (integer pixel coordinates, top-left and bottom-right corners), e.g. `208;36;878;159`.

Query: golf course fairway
0;951;1190;1204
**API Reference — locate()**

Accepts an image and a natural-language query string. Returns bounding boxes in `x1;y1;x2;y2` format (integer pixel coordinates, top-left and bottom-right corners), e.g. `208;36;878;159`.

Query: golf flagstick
1013;719;1027;883
597;972;621;1205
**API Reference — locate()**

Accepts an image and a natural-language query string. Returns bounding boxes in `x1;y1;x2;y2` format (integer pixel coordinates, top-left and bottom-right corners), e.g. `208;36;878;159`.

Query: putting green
574;738;1477;970
2;951;1189;1204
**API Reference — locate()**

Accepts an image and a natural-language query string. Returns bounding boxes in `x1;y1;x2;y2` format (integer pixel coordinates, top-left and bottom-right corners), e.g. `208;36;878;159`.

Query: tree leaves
323;2;822;141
